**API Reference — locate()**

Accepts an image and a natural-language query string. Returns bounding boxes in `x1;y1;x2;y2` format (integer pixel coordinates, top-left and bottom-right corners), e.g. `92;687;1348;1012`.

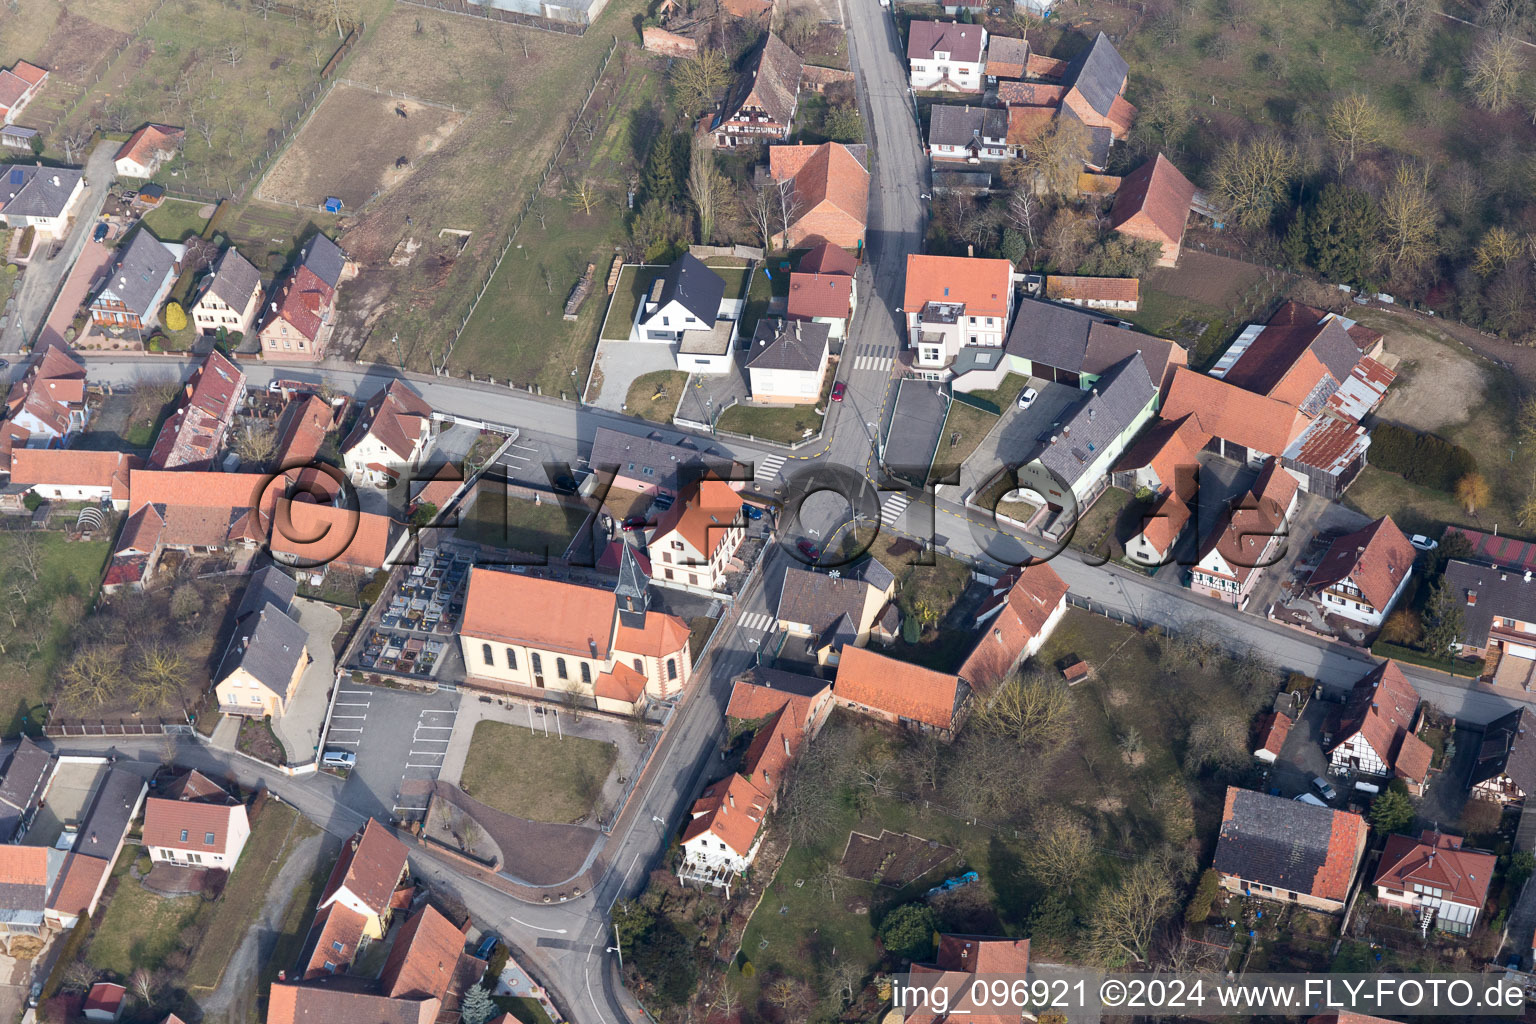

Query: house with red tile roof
984;36;1029;81
907;21;987;93
786;242;858;339
317;819;411;941
1306;516;1415;629
0;62;48;125
1109;153;1196;267
956;562;1069;690
1324;661;1430;793
1372;830;1494;936
266;983;438;1024
1044;274;1139;311
113;124;185;178
834;645;969;738
143;795;250;870
272;394;335;470
647;477;745;594
904;935;1030;1023
767;141;868;250
680;697;807;895
300;902;370;978
256;234;351;361
269;499;396;571
0;844;62;946
379;904;485;1004
460;559;693;709
148;350;246;471
1213;786;1368;913
726;666;834;739
902;253;1017;375
1;341;88;467
340;380;433;488
9;449;138;508
1189;458;1301;609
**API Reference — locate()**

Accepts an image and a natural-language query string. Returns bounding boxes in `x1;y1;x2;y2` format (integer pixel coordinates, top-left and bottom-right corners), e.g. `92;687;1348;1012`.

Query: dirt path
1359;303;1536;389
194;829;329;1023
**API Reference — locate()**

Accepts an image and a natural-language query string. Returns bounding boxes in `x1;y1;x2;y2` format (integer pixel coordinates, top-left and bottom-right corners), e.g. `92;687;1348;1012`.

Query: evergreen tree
1370;787;1415;833
460;985;496;1024
1286;184;1379;287
1422;578;1464;656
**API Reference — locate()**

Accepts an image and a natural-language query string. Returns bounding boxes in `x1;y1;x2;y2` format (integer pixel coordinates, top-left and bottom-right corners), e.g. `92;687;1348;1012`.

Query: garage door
1507;643;1536;660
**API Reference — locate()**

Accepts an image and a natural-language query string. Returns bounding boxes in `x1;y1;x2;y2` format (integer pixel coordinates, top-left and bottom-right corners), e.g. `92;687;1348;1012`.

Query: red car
796;540;820;560
831;381;846;402
621;517;650;533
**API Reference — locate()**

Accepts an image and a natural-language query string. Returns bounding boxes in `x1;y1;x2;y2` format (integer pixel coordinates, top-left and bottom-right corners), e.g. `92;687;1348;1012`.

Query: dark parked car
742;504;764;521
476;933;501;961
796;539;820;560
552;474;578;494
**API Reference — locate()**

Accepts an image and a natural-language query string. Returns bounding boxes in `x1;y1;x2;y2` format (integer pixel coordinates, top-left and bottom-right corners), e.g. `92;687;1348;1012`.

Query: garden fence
437;35;619;372
396;0;590;36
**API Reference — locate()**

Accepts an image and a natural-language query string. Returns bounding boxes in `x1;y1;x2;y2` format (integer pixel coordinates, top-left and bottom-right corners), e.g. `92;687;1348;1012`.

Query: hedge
40;917;90;1001
1371;641;1485;678
1368;423;1478;493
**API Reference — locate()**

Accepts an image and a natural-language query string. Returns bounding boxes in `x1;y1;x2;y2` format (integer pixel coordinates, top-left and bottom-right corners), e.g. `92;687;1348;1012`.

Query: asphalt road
0;139;118;354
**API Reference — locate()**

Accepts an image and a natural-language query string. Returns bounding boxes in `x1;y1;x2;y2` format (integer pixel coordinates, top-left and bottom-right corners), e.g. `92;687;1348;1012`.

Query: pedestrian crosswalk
851;342;896;373
739;611;778;633
880;492;910;526
754;454;787;481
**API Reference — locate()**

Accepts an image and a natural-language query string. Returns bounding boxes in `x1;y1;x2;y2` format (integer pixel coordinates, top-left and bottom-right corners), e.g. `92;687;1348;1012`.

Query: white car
322;750;356;769
1410;534;1438;552
1017;387;1039;410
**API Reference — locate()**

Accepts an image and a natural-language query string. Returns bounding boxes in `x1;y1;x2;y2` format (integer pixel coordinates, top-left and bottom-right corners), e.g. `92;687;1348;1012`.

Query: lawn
185;800;320;990
48;0;394;191
141;199;211;243
459;720;618;824
87;848;203;975
1067;486;1139;556
601;265;665;342
458;493;590;557
716;365;834;444
625;370;687;423
956;372;1028;415
738;258;787;340
928;399;1000;485
210;200;341;280
1120;288;1232;370
494;996;556;1024
0;532;113;735
347;2;654;381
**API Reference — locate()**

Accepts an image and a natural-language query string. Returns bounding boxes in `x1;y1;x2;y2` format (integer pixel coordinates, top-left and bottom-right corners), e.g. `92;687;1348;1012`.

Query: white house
1306;515;1416;628
0;164;84;237
1044;275;1140;311
956;562;1070;689
113;124;185;179
648;478;746;594
142;797;251;870
191;247;264;339
8;449;137;506
786;242;858;340
745;318;830;405
907;21;987;93
1323;661;1431;794
340;380;433;488
633;253;726;343
902;254;1016;373
927;104;1013;162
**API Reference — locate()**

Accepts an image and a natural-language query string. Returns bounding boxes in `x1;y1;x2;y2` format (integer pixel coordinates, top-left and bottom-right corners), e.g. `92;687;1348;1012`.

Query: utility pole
611;923;623;973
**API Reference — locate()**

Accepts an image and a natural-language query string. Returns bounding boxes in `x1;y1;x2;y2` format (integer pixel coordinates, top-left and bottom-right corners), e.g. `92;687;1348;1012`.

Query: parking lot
955;377;1081;499
332;682;462;823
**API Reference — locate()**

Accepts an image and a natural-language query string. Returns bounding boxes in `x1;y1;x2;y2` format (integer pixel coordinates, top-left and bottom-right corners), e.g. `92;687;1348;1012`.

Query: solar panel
8;169;22;185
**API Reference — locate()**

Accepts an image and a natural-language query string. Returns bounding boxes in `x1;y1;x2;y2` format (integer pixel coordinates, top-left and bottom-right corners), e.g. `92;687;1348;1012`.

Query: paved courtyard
272;598;344;764
586;340;678;412
955;376;1081;500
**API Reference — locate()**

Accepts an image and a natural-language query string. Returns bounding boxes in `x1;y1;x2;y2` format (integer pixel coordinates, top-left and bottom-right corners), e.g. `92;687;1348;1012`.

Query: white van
322;750;356;769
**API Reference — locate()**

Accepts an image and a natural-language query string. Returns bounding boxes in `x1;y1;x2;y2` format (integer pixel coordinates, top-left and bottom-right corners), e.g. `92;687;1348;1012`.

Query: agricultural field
43;0;393;194
0;0;162;132
330;0;654;391
259;87;464;210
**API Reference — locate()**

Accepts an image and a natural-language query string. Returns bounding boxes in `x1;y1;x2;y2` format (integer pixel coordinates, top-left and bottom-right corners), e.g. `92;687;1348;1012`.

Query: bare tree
134;642;188;713
748;184;776;250
828;958;864;1005
687;137;723;243
222;43;245;69
1361;0;1433;61
713;982;742;1018
1025;811;1095;895
130;968;156;1007
232;423;277;466
1087;857;1177;967
11;532;44;582
60;645;125;708
1212;134;1298;229
1378;160;1439;274
671;49;731;114
774;179;803;250
1325;94;1385;172
567;178;603;216
1466;33;1526;114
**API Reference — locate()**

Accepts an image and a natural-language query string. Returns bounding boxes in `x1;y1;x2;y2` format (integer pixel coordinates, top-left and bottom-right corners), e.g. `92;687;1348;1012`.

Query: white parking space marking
339;690;372;697
325;738;359;746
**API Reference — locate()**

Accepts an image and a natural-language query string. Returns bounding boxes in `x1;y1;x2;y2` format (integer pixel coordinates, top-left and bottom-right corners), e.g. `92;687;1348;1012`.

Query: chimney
967;244;974;257
727;791;735;808
782;733;790;755
589;638;598;658
1468;591;1477;606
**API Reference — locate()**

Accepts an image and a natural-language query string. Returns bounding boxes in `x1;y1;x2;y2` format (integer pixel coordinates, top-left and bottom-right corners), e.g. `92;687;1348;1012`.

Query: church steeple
615;541;650;629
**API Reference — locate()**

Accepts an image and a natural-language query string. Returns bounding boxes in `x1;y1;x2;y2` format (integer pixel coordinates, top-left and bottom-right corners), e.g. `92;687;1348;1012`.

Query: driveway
1;139;117;354
586;340;678;412
35;239;112;352
1270;697;1335;802
1414;725;1477;832
272;599;343;765
335;683;460;822
956;377;1081;499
